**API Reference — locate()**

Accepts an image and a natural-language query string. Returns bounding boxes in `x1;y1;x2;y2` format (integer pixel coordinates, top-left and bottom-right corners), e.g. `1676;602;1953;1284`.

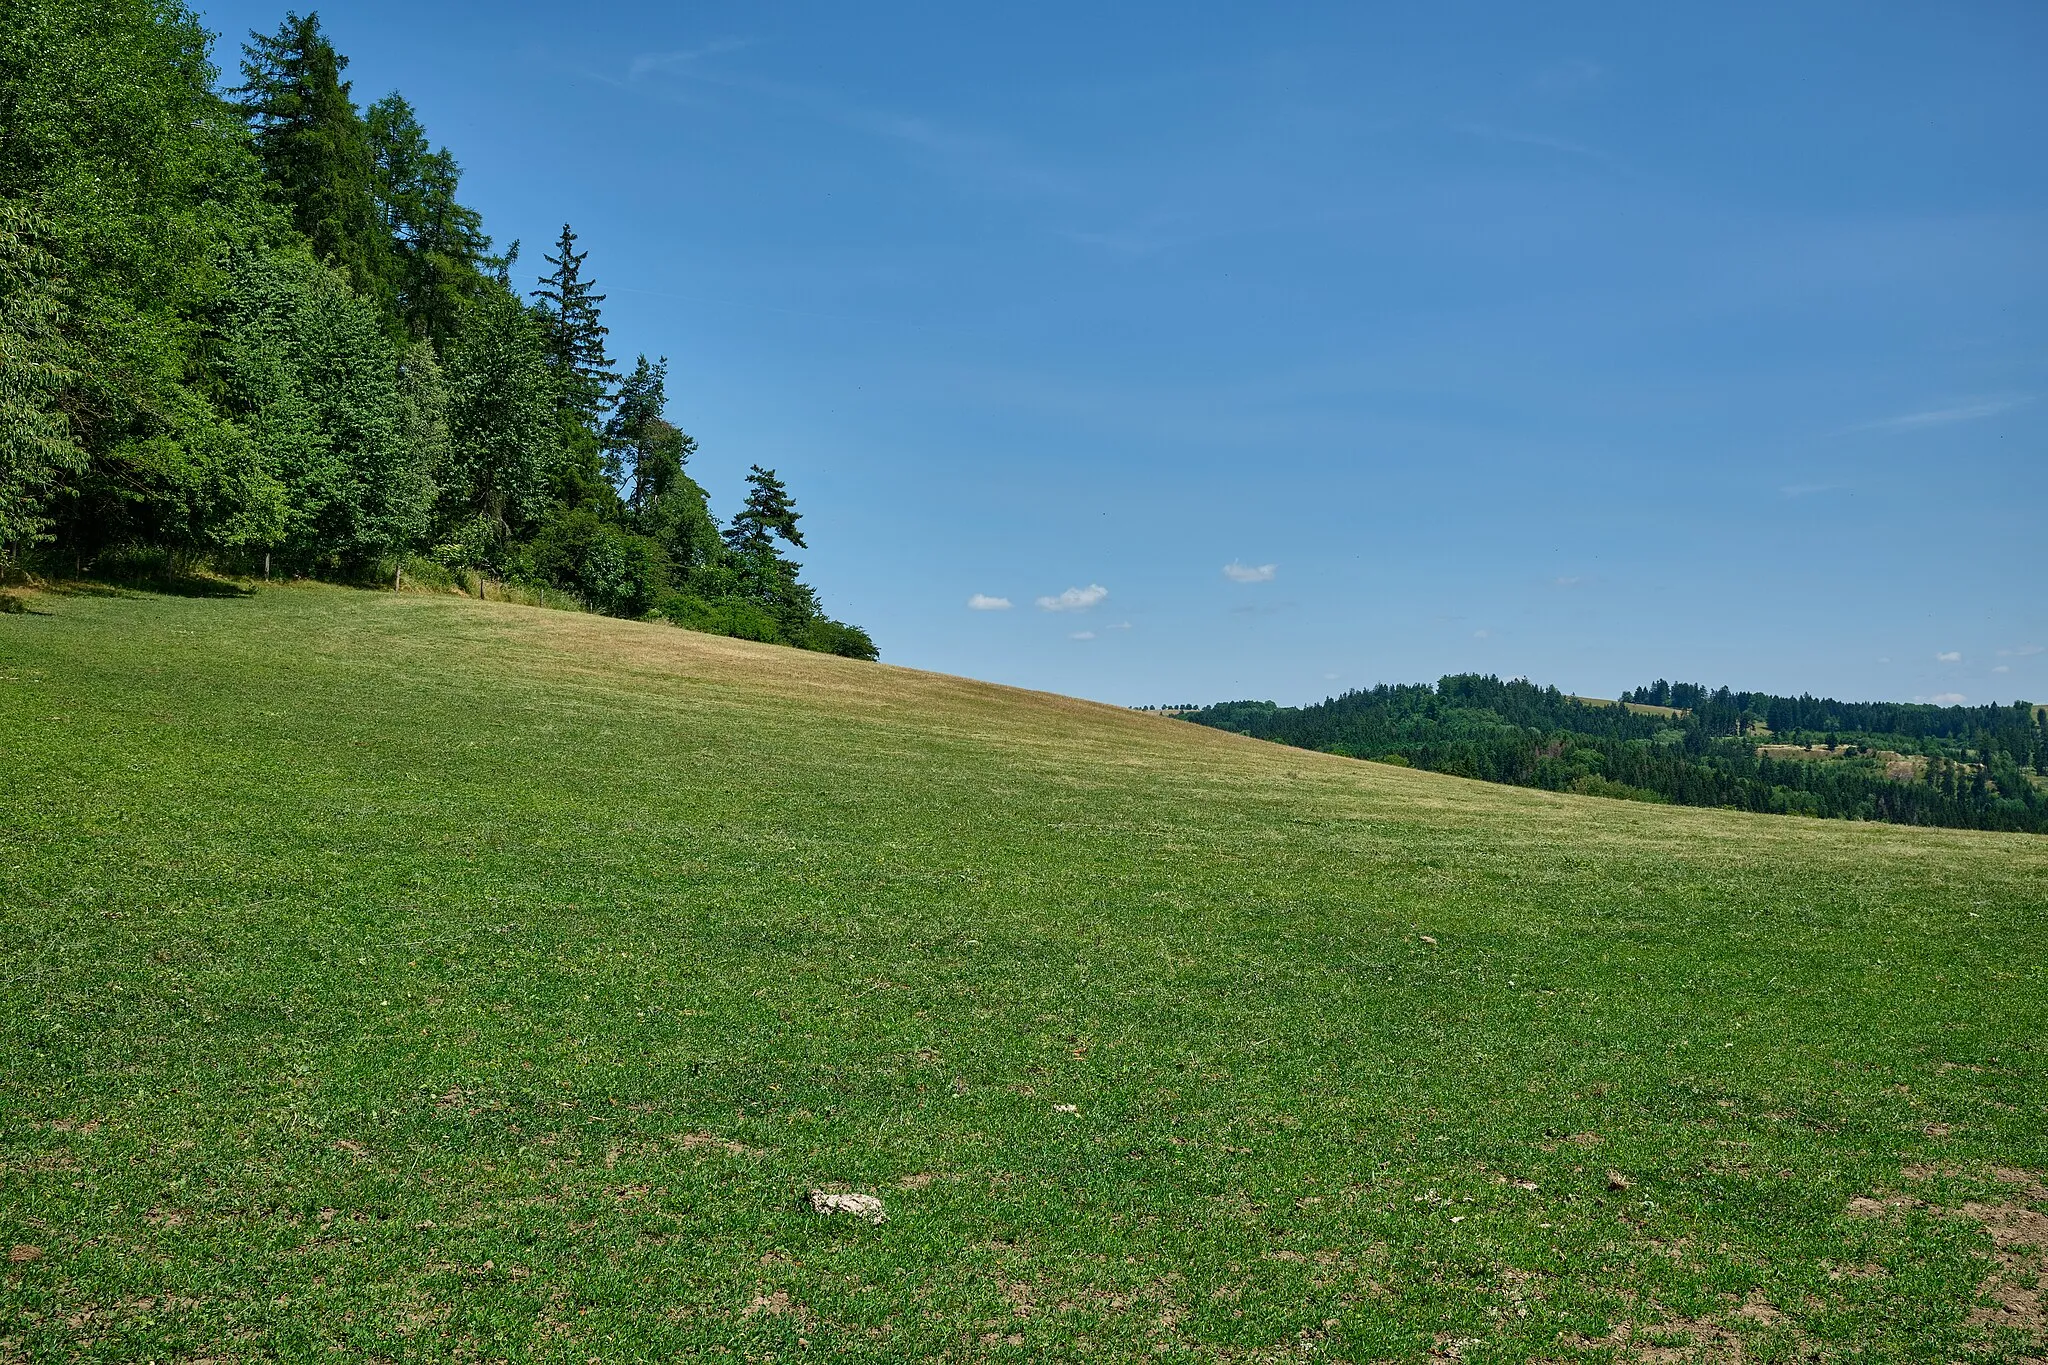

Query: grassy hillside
2;585;2044;1363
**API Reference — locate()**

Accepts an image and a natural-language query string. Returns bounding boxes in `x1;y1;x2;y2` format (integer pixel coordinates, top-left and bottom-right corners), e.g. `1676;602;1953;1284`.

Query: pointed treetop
530;222;617;420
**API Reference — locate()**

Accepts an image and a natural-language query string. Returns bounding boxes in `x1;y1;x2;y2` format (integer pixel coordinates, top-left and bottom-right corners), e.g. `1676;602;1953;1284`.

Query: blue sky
201;1;2047;707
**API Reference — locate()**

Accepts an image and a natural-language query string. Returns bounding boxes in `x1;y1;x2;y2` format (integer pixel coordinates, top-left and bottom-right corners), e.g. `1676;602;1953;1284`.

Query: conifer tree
236;13;394;319
724;465;805;557
366;94;490;348
530;224;617;424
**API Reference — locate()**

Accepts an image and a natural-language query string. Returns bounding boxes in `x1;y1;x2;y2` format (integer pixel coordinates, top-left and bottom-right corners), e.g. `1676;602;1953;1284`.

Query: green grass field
2;585;2044;1362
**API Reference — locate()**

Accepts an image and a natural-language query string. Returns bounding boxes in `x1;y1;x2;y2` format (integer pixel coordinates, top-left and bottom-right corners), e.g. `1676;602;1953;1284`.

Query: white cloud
1554;575;1585;589
1998;644;2043;657
966;593;1011;611
1473;629;1489;639
1855;396;2031;432
1069;630;1096;641
1108;621;1132;631
1936;650;1962;663
1036;584;1107;612
1929;692;1967;705
1994;664;2011;674
1223;561;1276;584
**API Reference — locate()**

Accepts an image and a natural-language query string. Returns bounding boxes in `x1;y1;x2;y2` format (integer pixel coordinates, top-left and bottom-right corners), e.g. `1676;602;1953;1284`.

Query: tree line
0;2;875;658
1626;679;2037;747
1185;675;2048;834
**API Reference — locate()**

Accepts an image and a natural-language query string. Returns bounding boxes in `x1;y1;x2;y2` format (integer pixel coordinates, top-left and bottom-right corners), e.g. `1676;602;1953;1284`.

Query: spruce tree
530;223;617;424
236;13;394;320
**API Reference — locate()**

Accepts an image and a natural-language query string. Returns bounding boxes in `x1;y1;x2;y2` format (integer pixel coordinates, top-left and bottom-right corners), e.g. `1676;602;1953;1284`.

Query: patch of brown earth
1850;1166;2047;1355
1563;1291;1799;1363
675;1130;753;1156
1960;1192;2047;1346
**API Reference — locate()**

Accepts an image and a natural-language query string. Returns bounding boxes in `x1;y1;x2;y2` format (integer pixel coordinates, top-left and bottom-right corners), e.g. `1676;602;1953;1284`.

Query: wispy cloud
966;593;1011;611
617;48;1071;200
1994;664;2012;674
1458;121;1618;167
1854;396;2031;432
1069;630;1097;641
1936;650;1962;662
1554;575;1585;589
1223;561;1276;583
1037;584;1108;612
1923;692;1967;705
1473;629;1490;639
1997;644;2043;657
626;37;753;81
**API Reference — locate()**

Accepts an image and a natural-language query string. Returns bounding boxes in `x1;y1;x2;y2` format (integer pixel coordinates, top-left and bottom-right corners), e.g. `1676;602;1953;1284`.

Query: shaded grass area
1;585;2043;1362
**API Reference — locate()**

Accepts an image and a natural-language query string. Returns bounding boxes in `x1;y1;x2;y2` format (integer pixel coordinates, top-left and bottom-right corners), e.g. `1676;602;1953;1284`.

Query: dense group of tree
1185;675;2048;833
1626;678;2040;749
0;1;875;658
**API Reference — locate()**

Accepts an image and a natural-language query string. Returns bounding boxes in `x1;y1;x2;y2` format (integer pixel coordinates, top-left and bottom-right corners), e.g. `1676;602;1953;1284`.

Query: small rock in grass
1606;1171;1632;1191
806;1190;886;1224
1419;935;1438;945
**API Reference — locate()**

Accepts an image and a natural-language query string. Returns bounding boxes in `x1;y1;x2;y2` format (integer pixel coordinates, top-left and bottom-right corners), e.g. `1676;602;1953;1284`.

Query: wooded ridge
0;2;875;658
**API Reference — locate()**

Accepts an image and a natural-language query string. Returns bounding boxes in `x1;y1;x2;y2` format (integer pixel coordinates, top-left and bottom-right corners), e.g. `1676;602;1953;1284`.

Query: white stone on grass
807;1189;886;1224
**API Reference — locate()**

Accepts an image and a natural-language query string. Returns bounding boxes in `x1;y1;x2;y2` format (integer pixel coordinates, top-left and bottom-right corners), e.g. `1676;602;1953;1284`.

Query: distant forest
1184;676;2048;833
1;2;875;658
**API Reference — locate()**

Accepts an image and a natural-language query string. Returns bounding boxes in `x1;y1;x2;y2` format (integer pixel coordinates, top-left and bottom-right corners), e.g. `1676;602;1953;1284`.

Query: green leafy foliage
0;199;80;558
213;245;431;566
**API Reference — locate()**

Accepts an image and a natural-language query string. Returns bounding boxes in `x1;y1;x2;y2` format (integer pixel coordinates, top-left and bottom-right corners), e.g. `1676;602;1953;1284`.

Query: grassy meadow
1;584;2044;1362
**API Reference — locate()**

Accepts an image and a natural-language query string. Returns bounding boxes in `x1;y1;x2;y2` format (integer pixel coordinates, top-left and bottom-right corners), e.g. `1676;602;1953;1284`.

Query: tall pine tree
530;223;617;425
236;12;394;322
